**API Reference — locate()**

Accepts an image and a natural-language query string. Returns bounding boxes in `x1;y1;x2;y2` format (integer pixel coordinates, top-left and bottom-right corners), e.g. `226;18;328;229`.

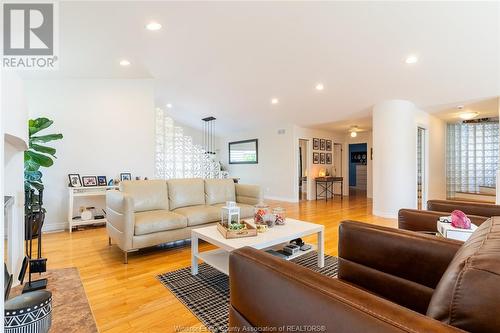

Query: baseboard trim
42;222;67;232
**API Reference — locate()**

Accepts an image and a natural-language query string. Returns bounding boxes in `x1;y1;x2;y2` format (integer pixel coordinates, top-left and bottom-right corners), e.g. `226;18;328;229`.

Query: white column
372;100;418;218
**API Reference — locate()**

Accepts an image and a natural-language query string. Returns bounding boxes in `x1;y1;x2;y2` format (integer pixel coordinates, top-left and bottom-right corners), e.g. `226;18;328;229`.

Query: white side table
68;186;118;233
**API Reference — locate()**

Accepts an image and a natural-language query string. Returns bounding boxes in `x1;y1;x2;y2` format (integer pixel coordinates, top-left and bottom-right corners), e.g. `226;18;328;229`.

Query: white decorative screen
155;108;221;179
446;121;499;198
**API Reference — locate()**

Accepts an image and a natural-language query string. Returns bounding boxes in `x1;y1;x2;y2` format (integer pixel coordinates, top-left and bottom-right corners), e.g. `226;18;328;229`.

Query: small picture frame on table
120;173;132;181
320;139;326;151
326;153;332;164
326;140;332;151
313;152;320;164
97;176;107;186
313;138;320;150
82;176;97;187
320;153;326;164
68;174;82;187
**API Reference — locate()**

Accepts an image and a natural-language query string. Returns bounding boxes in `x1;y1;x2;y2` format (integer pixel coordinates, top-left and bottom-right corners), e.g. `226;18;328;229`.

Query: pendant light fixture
202;116;217;155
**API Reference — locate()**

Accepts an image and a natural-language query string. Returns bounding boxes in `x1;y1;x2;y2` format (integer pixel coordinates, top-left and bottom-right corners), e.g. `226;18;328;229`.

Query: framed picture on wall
313;152;320;164
320;139;326;150
326;153;332;164
320;153;326;164
326;140;332;151
313;138;320;150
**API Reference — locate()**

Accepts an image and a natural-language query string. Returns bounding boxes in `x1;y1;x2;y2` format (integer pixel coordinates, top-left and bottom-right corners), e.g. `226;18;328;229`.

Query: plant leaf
25;170;42;182
30;143;56;157
29;118;53;136
25;150;54;167
30;133;63;143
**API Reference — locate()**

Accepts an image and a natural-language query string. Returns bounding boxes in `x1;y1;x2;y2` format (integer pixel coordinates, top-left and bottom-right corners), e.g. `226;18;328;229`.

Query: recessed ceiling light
271;98;279;105
459;112;479;120
315;83;324;91
146;21;162;31
166;103;173;109
350;131;357;138
405;55;418;64
119;59;130;66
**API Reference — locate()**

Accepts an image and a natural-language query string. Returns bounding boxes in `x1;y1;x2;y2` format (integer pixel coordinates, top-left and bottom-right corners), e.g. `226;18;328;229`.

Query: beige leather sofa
106;178;261;263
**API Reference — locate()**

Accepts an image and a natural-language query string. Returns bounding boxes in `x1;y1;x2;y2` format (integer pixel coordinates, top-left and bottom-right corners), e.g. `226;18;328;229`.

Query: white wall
373;100;418;218
25;79;156;230
344;131;373;198
416;110;447;204
221;124;296;201
2;72;29;285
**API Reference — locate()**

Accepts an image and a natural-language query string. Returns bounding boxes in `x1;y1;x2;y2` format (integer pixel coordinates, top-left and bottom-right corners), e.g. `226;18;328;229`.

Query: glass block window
447;121;499;198
155;108;221;179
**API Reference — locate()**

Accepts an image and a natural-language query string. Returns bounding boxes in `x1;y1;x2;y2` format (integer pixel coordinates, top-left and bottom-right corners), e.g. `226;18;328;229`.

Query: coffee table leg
317;230;325;268
191;235;199;275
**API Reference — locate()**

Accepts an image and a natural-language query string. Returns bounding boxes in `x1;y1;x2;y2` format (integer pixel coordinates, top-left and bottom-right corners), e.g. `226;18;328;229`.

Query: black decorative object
326;153;332;164
81;176;97;187
97;176;107;186
313;152;320;164
326;140;332;151
320;153;326;164
320;139;326;150
228;139;258;164
68;174;82;187
120;173;131;181
5;290;52;333
351;151;367;165
313;138;320;150
202;116;217;155
23;189;48;294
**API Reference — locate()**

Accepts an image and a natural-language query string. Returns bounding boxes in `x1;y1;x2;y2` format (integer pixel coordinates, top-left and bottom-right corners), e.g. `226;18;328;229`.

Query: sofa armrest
106;190;135;251
398;208;489;232
235;184;262;205
229;247;462;333
427;199;500;218
338;221;462;314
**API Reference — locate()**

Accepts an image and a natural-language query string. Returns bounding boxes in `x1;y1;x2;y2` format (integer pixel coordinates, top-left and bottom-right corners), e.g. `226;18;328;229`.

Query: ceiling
22;1;500;134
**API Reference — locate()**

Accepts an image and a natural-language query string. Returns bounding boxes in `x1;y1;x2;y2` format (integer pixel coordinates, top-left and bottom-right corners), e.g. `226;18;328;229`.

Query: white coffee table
191;218;324;275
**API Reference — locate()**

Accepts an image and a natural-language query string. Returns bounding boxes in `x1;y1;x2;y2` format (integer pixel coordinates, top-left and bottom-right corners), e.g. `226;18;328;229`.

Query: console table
68;186;117;233
315;177;343;201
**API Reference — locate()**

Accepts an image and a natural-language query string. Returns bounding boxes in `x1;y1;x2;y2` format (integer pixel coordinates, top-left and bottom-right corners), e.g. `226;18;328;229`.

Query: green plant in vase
24;118;63;206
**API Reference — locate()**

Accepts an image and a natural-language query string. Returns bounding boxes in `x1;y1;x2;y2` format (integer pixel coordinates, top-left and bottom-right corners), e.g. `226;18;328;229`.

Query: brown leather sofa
229;218;500;332
398;199;500;232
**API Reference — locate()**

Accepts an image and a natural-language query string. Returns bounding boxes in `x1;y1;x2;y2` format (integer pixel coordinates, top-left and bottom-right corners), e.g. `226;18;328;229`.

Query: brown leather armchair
398;199;500;232
229;218;500;332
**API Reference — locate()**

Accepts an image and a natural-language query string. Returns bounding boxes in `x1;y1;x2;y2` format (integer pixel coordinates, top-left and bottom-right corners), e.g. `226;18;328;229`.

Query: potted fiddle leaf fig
24;118;63;193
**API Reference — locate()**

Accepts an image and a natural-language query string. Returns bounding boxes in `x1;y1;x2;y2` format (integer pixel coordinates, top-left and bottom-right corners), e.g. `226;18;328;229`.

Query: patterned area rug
157;251;338;333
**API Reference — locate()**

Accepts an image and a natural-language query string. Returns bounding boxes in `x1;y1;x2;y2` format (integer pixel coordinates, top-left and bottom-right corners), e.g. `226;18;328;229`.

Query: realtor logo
2;2;58;69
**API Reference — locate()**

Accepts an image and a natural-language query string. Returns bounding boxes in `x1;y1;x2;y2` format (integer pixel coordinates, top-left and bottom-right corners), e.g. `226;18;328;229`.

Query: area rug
11;267;98;333
157;251;338;333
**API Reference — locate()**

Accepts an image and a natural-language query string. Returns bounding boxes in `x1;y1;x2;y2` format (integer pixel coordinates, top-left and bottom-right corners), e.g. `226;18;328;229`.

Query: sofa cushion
173;205;221;227
167;178;206;210
205;179;236;205
134;210;187;236
120;180;168;212
427;217;500;332
213;203;254;219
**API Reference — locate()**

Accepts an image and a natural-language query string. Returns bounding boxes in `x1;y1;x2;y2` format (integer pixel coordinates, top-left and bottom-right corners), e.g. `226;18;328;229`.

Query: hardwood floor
43;195;395;333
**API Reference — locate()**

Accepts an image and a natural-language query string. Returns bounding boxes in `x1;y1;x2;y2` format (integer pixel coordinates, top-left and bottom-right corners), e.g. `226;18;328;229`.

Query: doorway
298;139;309;201
417;127;426;209
348;143;367;196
